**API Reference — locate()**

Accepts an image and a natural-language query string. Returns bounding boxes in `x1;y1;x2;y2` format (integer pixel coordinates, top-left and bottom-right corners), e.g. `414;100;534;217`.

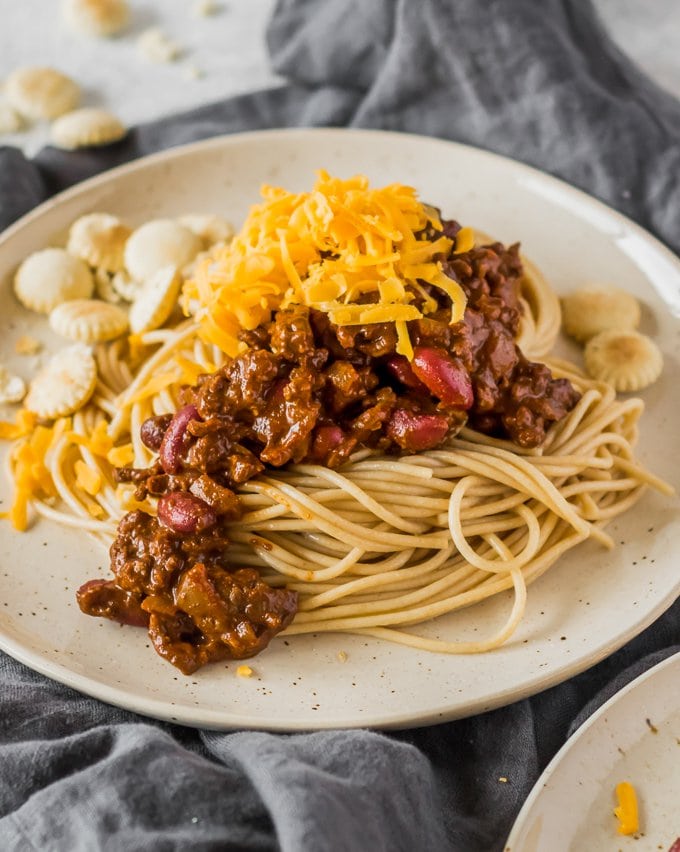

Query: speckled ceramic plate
0;129;678;730
505;652;680;852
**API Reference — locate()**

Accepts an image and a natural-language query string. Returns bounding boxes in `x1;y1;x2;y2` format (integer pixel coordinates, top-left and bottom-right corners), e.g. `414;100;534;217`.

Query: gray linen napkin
1;1;679;850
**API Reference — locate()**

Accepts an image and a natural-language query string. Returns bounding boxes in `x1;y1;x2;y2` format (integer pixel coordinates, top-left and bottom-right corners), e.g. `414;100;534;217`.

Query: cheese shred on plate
183;171;470;360
0;413;66;531
613;781;639;836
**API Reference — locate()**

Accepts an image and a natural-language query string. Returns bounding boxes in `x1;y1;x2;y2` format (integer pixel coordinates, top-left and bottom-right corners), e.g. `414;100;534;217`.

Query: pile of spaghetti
0;172;671;674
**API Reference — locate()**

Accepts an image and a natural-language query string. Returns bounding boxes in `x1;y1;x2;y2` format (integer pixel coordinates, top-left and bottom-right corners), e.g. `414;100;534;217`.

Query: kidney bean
140;414;173;451
157;491;217;534
384;355;428;391
159;405;199;473
310;425;344;461
412;346;474;409
387;408;450;451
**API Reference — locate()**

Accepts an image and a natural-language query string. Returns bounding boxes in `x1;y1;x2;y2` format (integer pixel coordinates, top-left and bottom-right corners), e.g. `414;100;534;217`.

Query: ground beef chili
77;509;298;674
77;221;580;673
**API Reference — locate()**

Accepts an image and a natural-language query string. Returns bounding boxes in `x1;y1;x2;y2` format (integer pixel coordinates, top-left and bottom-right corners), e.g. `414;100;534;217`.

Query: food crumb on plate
15;335;42;356
337;650;348;663
236;665;254;678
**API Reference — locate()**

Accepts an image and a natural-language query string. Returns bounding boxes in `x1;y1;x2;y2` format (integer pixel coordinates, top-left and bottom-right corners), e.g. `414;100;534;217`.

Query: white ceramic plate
0;129;678;731
505;651;680;852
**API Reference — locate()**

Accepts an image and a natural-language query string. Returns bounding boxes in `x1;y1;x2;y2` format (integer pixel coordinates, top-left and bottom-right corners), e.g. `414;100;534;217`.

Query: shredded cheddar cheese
1;404;136;528
453;226;475;254
184;171;469;359
127;333;148;363
0;409;38;441
0;416;67;530
74;460;102;496
175;355;216;386
67;420;113;457
107;444;134;467
614;781;639;835
126;370;181;405
82;493;105;519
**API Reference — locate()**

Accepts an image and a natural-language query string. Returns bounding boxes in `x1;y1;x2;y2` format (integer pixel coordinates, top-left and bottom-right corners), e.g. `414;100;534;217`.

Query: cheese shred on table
183;170;471;360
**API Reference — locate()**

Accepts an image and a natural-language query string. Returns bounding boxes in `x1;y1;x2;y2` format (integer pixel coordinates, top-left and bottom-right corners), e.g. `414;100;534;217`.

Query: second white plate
506;652;680;852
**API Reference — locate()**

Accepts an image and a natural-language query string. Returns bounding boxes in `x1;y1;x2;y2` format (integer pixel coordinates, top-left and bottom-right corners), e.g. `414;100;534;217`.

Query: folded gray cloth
0;1;678;850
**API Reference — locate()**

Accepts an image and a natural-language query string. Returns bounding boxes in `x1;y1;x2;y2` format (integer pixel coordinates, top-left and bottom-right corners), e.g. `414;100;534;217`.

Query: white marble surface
0;0;281;155
0;0;678;156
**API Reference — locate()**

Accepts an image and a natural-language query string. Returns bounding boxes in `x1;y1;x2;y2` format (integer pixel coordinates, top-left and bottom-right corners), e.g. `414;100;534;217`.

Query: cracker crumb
193;0;219;16
15;335;42;356
138;28;182;64
236;665;254;678
183;63;204;81
498;776;508;783
111;270;140;303
0;366;27;405
337;650;348;663
94;268;122;303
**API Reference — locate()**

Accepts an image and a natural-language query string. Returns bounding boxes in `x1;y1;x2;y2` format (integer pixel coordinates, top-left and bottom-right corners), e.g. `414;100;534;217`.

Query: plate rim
3;126;680;272
504;650;680;850
0;126;678;730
